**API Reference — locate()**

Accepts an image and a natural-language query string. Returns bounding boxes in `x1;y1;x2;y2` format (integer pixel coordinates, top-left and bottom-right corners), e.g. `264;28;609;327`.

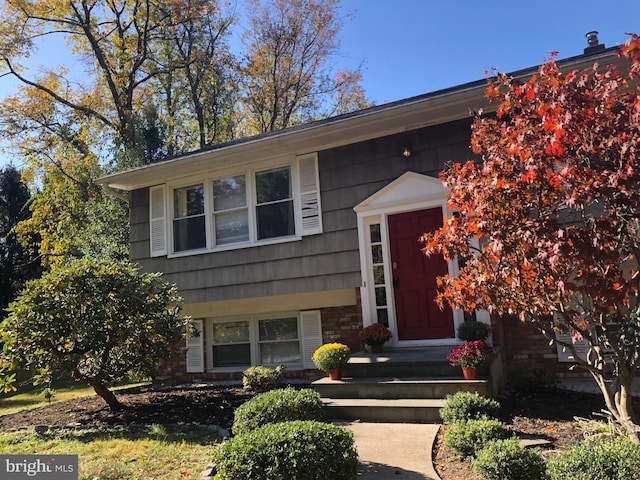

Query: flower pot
462;367;478;380
328;368;343;380
370;344;383;354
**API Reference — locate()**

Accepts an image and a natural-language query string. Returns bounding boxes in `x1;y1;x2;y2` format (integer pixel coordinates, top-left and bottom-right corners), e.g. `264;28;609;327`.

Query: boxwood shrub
212;420;358;480
439;391;500;424
242;365;285;393
472;438;547;480
232;387;324;435
443;418;511;458
547;436;640;480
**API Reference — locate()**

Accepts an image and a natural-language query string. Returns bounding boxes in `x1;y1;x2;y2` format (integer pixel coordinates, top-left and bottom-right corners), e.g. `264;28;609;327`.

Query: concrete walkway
342;422;441;480
342;379;632;480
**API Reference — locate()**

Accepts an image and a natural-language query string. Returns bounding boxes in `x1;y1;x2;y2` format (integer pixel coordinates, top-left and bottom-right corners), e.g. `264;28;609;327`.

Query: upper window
172;166;295;253
150;154;321;257
255;167;294;240
213;175;249;245
173;184;206;252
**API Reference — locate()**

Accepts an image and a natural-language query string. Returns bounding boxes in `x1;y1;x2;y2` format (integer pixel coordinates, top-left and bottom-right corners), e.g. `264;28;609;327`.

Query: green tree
239;0;372;134
154;0;238;152
0;0;372;265
423;36;640;440
1;73;127;267
0;258;184;410
0;166;41;314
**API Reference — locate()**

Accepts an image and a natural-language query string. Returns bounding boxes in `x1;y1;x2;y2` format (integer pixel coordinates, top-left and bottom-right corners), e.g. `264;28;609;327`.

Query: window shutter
300;310;323;369
186;319;205;373
555;331;590;363
297;154;322;236
149;185;167;257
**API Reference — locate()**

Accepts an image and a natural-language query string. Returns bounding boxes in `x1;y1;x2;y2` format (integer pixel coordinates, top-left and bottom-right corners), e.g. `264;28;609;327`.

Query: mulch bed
434;387;612;480
0;385;254;432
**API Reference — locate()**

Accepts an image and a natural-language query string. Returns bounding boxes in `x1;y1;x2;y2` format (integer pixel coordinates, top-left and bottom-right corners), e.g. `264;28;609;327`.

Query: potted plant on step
447;340;493;379
457;319;491;342
312;343;351;380
359;323;392;353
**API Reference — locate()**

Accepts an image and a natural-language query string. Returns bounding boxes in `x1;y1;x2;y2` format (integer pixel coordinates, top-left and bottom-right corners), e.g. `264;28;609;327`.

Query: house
97;38;622;385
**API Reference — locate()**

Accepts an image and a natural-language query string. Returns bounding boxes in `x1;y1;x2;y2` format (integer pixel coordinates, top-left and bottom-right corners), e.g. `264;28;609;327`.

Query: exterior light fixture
402;146;411;158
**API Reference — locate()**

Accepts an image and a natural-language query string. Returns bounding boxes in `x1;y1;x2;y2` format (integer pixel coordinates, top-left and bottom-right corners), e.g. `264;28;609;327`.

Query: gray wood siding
129;118;473;304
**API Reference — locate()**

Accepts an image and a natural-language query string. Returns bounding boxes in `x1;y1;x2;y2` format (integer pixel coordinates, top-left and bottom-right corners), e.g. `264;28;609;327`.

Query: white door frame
354;172;489;347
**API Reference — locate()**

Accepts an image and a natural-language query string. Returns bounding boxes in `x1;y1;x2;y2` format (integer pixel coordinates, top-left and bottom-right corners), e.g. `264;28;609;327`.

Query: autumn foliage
423;35;640;438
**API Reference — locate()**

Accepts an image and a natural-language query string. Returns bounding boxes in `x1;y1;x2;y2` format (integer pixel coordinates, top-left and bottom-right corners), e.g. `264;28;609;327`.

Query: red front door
389;208;454;340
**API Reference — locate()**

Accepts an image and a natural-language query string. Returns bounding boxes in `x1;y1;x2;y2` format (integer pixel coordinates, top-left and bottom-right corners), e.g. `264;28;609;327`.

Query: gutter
100;183;129;203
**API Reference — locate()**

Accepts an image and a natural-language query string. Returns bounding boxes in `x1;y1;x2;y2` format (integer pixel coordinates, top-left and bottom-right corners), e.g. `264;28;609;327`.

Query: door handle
393;276;400;288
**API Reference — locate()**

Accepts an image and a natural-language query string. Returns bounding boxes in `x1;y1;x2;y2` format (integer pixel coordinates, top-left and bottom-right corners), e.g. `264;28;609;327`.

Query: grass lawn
0;378;221;479
0;377;150;416
0;425;221;480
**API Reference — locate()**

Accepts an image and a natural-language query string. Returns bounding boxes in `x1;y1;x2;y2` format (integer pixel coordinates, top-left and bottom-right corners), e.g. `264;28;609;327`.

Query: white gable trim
354;171;449;216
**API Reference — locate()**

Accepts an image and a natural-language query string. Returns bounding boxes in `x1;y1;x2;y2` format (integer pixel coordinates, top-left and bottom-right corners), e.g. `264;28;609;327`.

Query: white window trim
157;154;320;258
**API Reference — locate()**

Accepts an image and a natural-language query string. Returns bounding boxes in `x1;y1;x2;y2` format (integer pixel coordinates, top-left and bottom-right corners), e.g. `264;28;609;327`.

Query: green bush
439;391;500;424
443;418;510;458
472;438;547;480
457;320;491;341
213;420;358;480
547;436;640;480
508;365;557;393
232;387;324;435
242;365;285;393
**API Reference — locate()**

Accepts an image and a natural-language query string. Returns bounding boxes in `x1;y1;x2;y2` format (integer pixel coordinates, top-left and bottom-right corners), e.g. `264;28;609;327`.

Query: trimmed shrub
472;438;546;480
443;418;510;458
547;436;640;480
232;387;324;435
457;320;491;342
508;365;557;393
212;420;358;480
242;365;285;393
439;391;500;424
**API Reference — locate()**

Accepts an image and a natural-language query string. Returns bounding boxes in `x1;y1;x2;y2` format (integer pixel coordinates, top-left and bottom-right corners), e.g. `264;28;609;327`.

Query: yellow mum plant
311;343;351;372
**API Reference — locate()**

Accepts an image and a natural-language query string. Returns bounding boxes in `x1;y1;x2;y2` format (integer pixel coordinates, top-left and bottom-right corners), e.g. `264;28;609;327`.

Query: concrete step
343;361;460;378
321;398;446;423
344;347;463;378
312;376;491;399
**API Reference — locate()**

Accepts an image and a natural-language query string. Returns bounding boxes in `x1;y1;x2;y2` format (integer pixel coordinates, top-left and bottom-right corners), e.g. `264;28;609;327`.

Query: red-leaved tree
423;35;640;440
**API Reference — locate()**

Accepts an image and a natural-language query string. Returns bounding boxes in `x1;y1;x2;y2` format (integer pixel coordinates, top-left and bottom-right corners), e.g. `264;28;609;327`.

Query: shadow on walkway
359;461;438;479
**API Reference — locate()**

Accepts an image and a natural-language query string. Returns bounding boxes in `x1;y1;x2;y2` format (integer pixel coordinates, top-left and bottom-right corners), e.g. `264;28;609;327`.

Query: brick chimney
584;31;605;54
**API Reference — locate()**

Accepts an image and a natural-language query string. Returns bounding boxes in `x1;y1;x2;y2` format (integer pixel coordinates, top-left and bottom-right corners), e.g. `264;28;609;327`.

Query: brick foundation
320;301;364;353
491;314;590;383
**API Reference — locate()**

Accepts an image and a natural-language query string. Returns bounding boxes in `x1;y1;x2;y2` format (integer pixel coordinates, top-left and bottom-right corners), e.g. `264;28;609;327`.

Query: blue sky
1;0;639;168
337;0;640;103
